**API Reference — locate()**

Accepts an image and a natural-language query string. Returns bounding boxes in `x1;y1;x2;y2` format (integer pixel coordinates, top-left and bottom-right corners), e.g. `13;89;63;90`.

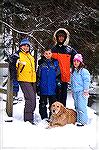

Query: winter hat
20;38;30;47
73;54;83;63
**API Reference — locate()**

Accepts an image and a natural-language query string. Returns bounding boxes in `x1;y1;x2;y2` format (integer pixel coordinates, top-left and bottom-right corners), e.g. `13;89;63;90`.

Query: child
17;38;36;124
9;38;36;124
71;54;90;126
37;48;60;120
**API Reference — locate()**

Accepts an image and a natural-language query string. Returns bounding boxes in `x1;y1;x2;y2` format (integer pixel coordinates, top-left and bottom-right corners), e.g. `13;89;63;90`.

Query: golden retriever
49;101;77;128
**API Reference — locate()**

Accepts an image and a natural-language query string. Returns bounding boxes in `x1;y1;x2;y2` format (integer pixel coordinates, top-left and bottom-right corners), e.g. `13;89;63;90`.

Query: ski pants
57;82;68;107
73;91;88;125
39;95;56;119
19;81;36;123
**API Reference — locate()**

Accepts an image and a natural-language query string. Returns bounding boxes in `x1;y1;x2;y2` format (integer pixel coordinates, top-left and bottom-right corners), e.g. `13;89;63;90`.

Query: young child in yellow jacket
10;38;36;124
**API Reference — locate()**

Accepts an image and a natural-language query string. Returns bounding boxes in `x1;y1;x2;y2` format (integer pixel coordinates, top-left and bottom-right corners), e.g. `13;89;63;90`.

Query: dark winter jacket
52;28;77;83
37;57;60;95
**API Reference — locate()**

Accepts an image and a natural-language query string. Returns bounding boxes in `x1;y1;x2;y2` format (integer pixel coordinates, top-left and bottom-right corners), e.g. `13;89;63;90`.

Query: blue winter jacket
71;68;90;92
37;58;60;95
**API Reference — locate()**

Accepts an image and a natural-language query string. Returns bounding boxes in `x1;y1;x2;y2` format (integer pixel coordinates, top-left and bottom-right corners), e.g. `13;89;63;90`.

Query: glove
56;79;61;88
13;80;19;93
57;81;61;87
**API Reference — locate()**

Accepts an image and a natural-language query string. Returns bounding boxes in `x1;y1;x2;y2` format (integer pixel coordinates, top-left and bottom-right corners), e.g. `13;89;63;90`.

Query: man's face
58;35;65;43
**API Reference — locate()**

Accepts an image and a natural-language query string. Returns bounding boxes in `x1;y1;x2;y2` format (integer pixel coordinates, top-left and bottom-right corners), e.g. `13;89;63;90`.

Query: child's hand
83;90;89;98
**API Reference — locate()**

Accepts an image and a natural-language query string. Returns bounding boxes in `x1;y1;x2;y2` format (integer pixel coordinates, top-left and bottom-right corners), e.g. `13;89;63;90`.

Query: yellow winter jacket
16;50;36;82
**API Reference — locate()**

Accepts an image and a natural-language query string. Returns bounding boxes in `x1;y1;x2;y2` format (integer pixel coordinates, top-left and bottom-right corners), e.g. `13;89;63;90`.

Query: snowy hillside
0;89;99;150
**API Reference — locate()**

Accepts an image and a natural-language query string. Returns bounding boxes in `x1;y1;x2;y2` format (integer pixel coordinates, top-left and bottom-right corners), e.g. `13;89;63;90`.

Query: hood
53;28;70;46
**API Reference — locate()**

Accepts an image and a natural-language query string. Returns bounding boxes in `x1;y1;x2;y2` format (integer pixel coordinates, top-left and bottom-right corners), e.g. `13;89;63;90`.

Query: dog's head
50;101;66;116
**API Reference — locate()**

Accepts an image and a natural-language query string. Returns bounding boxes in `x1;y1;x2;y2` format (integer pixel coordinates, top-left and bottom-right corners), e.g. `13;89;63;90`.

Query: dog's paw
45;125;52;129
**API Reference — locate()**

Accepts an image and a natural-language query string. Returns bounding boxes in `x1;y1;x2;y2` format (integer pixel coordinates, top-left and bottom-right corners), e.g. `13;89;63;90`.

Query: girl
71;54;90;126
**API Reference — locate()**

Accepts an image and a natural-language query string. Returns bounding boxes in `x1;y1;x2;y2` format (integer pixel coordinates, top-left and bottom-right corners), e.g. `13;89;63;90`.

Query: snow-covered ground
0;88;99;150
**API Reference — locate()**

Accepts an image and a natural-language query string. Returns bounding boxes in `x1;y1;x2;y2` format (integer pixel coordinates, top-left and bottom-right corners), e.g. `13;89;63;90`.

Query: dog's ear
59;105;65;114
63;106;66;112
50;101;57;110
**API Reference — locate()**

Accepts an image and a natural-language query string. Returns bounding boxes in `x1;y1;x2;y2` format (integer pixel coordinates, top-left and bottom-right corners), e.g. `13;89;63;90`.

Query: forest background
0;0;99;80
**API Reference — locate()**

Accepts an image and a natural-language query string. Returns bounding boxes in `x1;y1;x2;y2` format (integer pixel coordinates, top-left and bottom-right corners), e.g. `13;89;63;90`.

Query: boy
37;48;60;120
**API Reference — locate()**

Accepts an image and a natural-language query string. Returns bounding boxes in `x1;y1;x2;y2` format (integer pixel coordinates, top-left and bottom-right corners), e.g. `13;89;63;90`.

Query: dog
48;101;77;128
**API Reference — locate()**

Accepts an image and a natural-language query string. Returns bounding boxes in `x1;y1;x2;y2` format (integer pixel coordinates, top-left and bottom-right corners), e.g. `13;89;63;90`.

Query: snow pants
39;95;56;119
19;82;36;123
73;91;88;125
57;82;68;107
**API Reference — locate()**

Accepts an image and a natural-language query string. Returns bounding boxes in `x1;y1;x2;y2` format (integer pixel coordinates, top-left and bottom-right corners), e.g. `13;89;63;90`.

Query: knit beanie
20;38;30;47
73;54;83;63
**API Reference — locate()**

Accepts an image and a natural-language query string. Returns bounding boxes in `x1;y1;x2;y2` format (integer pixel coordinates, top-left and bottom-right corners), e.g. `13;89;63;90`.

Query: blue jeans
73;91;88;125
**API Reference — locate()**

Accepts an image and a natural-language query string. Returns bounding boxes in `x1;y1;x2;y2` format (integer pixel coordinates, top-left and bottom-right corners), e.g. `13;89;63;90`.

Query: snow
0;89;99;150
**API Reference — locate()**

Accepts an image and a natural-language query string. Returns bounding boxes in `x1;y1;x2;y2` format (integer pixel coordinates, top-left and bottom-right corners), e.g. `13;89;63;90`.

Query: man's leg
60;82;68;107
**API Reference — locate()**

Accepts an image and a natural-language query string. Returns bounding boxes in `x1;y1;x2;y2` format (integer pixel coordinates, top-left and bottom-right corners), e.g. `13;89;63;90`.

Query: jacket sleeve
54;61;61;87
54;60;60;77
82;69;91;91
8;53;19;80
70;47;77;65
52;53;58;59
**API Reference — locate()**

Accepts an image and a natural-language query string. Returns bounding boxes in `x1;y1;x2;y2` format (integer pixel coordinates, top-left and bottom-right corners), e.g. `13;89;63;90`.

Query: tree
0;0;98;76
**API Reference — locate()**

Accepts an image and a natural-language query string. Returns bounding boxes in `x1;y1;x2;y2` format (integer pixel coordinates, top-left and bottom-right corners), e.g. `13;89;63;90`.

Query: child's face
44;50;52;59
20;44;30;52
73;60;81;68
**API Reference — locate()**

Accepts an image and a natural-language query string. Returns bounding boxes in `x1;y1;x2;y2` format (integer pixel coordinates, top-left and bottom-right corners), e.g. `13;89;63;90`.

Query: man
51;28;77;106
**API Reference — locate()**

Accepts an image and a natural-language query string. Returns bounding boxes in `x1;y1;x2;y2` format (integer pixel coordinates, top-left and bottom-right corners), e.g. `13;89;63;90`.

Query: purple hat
73;54;83;63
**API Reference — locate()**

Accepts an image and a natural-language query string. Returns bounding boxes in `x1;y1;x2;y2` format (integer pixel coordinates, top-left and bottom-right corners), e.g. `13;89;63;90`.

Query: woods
0;0;98;76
